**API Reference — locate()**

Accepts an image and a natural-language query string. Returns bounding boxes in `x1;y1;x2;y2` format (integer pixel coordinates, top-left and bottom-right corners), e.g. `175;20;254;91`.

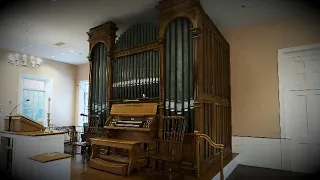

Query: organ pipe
164;17;194;133
89;42;108;127
112;23;159;101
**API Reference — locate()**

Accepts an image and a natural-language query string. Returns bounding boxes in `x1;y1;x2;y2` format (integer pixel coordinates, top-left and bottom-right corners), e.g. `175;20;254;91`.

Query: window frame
78;80;89;126
18;74;52;123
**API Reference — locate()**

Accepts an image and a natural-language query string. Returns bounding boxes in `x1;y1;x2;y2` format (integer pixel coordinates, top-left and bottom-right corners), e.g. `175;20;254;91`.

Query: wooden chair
147;116;186;180
70;129;90;163
81;126;107;163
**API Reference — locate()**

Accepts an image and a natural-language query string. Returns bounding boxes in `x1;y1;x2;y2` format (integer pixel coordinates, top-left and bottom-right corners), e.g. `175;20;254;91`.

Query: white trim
278;43;320;139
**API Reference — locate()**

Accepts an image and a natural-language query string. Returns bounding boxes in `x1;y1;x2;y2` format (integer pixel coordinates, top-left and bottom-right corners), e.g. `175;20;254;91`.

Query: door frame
278;43;320;139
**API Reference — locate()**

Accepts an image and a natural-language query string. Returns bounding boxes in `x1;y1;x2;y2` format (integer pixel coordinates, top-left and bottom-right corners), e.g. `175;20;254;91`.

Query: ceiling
0;0;315;65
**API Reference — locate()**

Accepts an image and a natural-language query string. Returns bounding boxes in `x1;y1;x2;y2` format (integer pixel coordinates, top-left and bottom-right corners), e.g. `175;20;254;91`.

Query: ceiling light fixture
8;53;41;68
8;23;41;68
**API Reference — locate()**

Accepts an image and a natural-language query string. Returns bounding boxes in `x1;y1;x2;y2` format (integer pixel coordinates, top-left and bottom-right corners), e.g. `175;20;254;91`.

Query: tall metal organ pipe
112;23;159;101
89;42;108;127
164;17;194;133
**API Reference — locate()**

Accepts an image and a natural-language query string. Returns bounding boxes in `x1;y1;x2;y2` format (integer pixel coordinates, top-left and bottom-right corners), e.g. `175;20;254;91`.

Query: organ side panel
198;6;232;175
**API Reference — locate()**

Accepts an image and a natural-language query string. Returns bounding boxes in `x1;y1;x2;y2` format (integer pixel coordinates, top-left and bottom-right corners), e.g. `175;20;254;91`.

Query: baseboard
232;136;291;171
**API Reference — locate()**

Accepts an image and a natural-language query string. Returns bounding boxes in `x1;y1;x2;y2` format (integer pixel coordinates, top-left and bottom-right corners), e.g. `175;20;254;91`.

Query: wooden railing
194;130;224;180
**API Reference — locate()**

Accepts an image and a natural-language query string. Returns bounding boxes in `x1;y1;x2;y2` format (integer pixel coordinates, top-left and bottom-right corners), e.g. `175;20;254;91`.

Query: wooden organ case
86;0;231;178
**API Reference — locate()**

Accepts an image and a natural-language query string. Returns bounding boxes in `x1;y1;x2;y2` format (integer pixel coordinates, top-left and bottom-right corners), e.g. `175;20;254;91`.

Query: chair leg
178;163;184;180
168;164;172;180
82;147;86;163
162;160;165;174
146;158;154;180
70;145;75;155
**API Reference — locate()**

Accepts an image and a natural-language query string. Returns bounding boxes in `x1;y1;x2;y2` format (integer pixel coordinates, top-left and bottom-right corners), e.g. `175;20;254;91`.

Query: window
83;82;89;124
79;81;89;126
20;75;51;121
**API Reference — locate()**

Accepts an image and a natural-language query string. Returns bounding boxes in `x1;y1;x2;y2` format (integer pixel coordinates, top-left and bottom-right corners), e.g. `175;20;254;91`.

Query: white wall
232;136;291;171
74;63;89;126
0;48;77;128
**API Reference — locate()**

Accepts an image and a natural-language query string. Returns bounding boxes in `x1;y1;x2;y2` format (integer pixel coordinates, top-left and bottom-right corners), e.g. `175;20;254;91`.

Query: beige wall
0;48;77;128
223;12;320;138
74;63;90;126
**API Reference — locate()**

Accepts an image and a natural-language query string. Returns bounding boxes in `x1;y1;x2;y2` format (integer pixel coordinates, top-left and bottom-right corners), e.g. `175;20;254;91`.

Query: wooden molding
199;94;230;106
114;41;159;58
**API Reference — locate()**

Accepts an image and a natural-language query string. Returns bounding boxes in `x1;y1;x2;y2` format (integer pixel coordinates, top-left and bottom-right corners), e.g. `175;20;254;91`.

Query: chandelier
8;54;41;68
7;22;41;68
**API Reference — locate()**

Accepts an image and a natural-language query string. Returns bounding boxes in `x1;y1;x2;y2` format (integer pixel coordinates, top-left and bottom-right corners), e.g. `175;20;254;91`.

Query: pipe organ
86;0;232;178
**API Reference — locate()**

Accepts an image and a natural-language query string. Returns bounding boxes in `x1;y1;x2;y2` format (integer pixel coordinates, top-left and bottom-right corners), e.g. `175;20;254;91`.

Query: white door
279;44;320;173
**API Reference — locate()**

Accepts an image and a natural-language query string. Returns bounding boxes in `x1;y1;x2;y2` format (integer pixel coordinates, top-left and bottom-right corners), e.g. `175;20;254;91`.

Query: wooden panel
28;152;72;163
4;116;45;132
110;103;157;116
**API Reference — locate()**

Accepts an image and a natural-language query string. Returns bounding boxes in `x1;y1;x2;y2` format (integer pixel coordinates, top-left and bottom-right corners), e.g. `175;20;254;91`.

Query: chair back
158;116;186;161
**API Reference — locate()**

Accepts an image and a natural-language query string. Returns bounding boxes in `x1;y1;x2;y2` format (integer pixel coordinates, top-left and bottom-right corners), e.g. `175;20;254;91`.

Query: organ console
89;103;158;176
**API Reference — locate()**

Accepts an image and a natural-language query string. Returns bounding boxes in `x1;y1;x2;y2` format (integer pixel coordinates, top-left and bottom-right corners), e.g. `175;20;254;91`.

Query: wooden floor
71;154;238;180
72;155;198;180
71;154;320;180
3;154;315;180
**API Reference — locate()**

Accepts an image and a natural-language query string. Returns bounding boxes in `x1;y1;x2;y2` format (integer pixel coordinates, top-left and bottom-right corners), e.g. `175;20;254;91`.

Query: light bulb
31;60;36;68
15;53;19;60
36;58;42;68
8;54;13;61
14;53;20;65
22;54;27;66
8;54;14;64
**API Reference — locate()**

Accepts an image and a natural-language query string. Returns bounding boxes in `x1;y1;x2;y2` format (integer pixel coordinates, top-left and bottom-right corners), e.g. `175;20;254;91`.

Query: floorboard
226;165;319;180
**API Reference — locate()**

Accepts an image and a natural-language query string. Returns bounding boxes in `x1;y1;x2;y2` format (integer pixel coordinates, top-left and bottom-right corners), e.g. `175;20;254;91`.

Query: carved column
192;27;202;133
87;56;93;126
158;37;165;138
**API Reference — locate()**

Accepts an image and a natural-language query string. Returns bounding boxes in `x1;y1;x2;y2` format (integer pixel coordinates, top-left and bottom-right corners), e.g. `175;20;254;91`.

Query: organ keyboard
89;103;158;176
